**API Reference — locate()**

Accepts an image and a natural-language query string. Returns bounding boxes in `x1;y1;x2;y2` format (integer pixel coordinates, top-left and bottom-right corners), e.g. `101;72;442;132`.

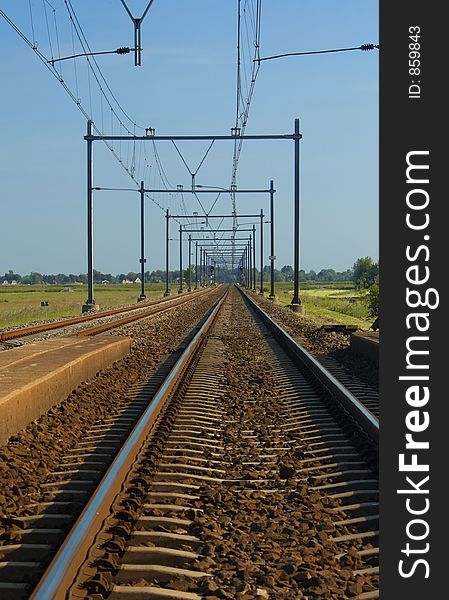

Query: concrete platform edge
350;332;379;364
0;336;131;446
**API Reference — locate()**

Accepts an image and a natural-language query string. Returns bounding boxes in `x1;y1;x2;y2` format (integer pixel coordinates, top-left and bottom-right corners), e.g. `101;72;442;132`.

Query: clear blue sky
0;1;378;276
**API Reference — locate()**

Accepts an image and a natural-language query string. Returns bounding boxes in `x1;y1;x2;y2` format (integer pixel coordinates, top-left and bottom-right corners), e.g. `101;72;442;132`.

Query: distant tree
366;282;379;317
171;270;181;284
352;257;379;289
317;269;337;282
92;269;103;283
183;267;195;286
54;273;71;284
274;269;284;281
339;268;354;282
3;270;22;283
29;272;43;285
148;270;165;283
281;265;294;281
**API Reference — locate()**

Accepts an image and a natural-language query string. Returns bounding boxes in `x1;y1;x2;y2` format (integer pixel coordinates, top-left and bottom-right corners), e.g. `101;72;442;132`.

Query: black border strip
380;2;445;596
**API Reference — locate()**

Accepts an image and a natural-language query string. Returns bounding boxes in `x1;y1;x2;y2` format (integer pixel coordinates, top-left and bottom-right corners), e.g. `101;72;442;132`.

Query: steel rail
0;287;211;342
29;287;229;600
238;287;379;443
70;287;220;337
87;134;296;141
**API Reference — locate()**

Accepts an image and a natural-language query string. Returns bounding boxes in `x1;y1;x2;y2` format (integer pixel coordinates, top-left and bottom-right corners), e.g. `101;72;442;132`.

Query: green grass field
1;282;374;331
267;282;373;330
0;283;180;329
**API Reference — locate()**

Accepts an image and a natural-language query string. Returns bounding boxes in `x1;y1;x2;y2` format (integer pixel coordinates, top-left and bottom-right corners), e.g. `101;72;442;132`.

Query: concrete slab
350;332;379;364
0;335;131;446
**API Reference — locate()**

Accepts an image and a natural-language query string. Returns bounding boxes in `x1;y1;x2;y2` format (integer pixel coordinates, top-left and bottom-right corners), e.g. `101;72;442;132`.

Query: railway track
0;286;379;599
243;290;379;419
314;358;378;419
0;288;213;348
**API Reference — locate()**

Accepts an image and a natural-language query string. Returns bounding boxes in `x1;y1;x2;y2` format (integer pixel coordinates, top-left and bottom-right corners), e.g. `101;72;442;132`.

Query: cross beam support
83;119;303;310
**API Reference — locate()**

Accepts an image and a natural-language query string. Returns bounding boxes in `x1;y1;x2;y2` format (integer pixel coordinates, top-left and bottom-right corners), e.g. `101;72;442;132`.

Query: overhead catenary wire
38;1;179;199
53;9;63;77
69;13;80;100
0;6;172;215
47;47;133;65
2;5;247;263
64;0;143;134
2;2;261;244
42;0;55;62
193;140;215;176
170;140;221;223
0;8;90;119
192;191;208;217
207;192;223;215
229;0;262;270
257;43;379;62
28;0;36;47
64;4;171;195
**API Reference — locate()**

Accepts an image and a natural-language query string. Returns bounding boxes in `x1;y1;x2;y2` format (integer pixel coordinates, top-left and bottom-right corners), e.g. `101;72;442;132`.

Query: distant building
134;277;141;284
1;280;9;286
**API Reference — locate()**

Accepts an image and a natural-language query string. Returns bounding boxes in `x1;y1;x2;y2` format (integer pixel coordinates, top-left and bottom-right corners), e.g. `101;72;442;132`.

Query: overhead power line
230;0;262;269
64;0;143;133
257;43;379;63
0;4;186;217
48;46;133;65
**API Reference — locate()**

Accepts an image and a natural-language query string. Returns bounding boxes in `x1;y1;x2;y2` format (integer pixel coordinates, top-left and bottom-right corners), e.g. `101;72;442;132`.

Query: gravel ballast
182;291;378;598
0;288;222;529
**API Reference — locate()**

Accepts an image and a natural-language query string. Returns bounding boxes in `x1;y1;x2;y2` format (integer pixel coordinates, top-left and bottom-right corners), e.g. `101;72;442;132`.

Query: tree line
2;257;378;288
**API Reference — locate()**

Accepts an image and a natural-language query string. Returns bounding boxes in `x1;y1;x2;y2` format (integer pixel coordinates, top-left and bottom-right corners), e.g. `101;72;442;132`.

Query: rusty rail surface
0;287;213;342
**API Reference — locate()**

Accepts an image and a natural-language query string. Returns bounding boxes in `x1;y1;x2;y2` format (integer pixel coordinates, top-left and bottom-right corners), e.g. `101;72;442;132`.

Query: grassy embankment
0;283;180;329
266;282;373;330
1;282;374;330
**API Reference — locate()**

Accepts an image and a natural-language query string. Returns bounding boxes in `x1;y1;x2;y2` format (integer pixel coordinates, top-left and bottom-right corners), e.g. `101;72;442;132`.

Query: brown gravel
154;289;378;599
0;288;222;532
